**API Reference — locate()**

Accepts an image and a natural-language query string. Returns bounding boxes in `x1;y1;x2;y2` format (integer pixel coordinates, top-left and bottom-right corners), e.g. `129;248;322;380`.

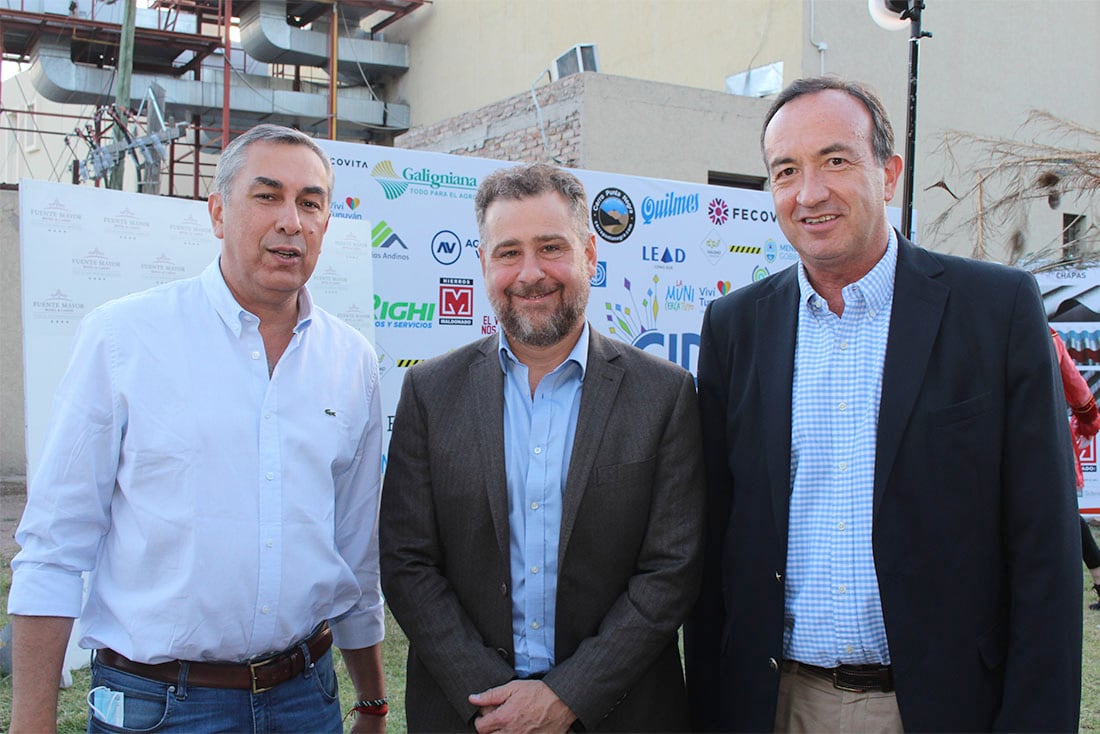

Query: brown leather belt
790;660;894;693
95;622;333;694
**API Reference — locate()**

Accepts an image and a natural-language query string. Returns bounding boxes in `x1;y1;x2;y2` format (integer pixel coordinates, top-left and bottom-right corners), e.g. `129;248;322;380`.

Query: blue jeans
86;648;342;733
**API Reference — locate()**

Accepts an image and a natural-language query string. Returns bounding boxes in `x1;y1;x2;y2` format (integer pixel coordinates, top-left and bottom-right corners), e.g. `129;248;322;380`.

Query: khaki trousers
774;662;903;733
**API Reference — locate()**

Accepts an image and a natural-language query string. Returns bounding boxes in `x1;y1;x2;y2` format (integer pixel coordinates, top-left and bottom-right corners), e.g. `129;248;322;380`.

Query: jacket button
775;571;784;582
500;583;508;597
496;648;509;661
768;657;779;671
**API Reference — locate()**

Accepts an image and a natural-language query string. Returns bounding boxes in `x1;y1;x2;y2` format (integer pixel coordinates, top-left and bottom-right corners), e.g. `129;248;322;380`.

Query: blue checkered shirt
785;229;898;667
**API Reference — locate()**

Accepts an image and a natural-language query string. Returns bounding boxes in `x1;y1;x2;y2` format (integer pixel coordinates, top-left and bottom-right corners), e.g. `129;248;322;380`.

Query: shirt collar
498;321;590;380
200;257;313;336
796;227;898;316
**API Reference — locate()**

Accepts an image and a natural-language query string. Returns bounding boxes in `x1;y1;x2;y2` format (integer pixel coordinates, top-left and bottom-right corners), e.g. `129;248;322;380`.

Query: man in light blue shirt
381;163;705;732
9;124;388;733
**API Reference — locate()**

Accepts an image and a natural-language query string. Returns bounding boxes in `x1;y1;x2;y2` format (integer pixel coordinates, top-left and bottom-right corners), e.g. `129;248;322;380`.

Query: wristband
351;698;388;717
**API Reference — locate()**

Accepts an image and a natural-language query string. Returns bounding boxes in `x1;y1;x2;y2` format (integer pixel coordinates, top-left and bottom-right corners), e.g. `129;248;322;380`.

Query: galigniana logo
371;160;478;200
708;198;729;225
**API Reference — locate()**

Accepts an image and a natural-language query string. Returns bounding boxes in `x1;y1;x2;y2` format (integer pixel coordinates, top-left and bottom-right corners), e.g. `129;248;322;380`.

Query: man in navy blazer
685;77;1082;732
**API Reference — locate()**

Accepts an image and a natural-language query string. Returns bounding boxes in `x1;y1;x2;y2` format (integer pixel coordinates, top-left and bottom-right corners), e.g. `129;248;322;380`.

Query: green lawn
3;527;1100;733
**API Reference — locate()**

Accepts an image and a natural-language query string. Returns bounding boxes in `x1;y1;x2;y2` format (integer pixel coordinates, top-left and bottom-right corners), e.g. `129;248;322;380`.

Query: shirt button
839;341;848;350
530;566;539;574
530;502;539;510
837;585;847;594
837;401;847;411
533;446;542;455
838;462;848;472
837;522;846;531
846;645;855;654
531;621;540;630
261;605;270;614
264;413;272;420
265;539;274;548
251;350;261;360
265;471;275;481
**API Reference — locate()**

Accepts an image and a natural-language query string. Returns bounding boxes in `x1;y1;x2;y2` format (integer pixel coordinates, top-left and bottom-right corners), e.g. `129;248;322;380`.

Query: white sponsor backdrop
20;179;374;475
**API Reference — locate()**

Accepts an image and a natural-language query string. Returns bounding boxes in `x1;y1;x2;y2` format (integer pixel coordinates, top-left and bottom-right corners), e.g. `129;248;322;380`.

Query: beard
489;280;589;348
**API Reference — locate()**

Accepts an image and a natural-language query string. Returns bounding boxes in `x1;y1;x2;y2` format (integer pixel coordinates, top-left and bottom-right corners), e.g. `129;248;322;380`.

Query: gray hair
212;124;335;202
761;76;896;166
474;163;590;244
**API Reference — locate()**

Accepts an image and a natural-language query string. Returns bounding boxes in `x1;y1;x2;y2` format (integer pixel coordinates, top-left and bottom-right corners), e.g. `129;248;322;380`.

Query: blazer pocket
594;456;657;486
929;392;993;428
976;621;1007;670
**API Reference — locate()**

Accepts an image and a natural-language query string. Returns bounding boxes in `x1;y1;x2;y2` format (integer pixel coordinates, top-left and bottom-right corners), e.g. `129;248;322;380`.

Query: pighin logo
371;161;478;201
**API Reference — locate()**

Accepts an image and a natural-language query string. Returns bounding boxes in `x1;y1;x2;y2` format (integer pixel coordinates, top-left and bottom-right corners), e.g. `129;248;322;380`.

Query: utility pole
108;0;136;190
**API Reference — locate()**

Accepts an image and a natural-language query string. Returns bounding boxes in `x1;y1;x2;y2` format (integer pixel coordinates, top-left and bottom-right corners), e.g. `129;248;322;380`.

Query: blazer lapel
874;238;948;516
470;337;512;559
756;269;799;559
558;331;624;568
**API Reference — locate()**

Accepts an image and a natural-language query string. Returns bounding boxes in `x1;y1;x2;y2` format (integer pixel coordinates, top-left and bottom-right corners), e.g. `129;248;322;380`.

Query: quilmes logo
371;160;478;200
431;230;479;266
372;220;410;262
374;294;435;329
439;277;474;326
591;188;635;243
604;274;700;372
332;195;365;221
640;191;699;225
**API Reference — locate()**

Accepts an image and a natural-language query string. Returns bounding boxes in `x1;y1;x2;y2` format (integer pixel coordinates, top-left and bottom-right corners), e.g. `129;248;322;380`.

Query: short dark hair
760;77;895;165
474;163;590;244
212;124;334;202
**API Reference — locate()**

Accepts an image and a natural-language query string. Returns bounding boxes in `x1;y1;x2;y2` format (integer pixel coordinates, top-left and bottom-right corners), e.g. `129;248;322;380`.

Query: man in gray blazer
380;163;705;732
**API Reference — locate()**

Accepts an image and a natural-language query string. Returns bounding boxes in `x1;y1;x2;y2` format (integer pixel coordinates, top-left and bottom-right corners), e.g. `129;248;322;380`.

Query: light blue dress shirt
785;229;897;667
10;258;385;662
499;323;589;676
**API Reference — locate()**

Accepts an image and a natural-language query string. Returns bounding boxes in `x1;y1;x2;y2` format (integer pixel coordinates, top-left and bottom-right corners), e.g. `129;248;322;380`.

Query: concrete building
1;0;1098;477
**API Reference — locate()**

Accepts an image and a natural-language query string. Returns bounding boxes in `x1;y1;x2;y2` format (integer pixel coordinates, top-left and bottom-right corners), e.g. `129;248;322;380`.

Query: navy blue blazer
685;236;1082;732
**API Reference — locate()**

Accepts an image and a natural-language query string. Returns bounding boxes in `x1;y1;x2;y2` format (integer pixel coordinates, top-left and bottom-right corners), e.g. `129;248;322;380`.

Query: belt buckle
831;668;867;693
249;656;278;694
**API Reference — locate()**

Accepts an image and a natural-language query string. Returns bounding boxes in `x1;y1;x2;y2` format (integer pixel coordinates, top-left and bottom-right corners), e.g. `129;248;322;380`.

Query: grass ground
2;528;1099;732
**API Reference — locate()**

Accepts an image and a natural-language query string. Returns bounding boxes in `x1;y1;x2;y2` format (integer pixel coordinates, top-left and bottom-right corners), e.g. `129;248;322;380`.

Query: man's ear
208;193;226;240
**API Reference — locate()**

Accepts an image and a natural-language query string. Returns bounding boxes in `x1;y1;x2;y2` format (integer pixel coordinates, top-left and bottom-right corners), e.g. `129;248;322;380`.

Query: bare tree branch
926;111;1100;271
